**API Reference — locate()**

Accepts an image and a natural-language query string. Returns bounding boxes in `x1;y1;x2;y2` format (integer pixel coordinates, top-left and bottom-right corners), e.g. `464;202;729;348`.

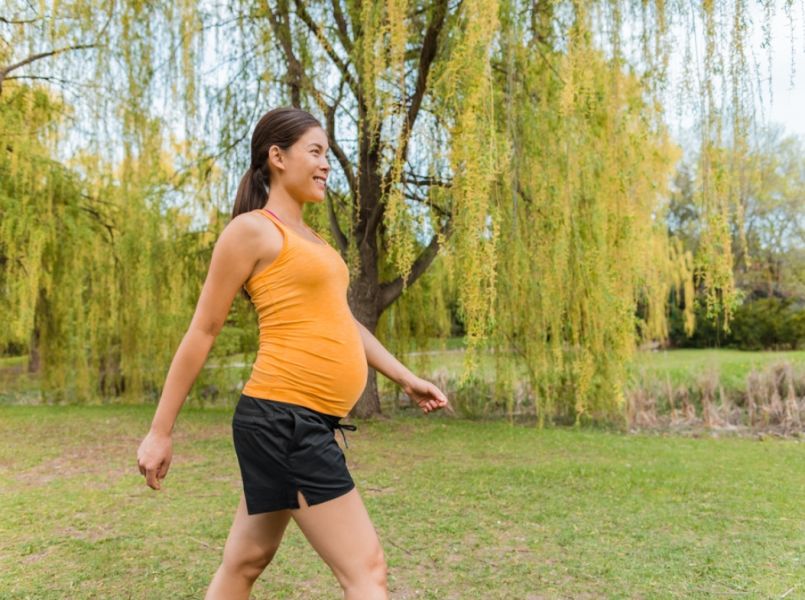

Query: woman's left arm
353;317;451;414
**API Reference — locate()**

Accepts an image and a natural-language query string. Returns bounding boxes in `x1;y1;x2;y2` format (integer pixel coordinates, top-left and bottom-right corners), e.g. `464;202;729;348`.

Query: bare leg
291;487;388;600
205;493;292;600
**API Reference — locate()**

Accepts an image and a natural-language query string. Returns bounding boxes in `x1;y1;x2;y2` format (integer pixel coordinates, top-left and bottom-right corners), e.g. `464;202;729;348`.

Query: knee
222;543;280;581
343;546;388;594
369;548;388;588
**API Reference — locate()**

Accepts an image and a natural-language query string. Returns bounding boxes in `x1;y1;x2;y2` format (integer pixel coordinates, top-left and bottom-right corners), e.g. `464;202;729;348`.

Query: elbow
189;319;223;341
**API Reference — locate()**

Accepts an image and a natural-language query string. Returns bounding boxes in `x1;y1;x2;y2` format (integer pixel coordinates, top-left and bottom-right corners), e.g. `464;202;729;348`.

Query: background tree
3;0;802;426
1;4;233;402
665;125;805;350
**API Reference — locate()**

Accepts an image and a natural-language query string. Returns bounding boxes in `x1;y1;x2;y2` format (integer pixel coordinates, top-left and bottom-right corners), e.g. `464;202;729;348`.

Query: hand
402;375;453;415
137;430;173;490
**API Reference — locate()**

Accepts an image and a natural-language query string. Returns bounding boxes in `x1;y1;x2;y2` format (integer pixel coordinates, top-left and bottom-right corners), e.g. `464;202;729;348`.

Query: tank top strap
261;208;328;245
258;208;287;231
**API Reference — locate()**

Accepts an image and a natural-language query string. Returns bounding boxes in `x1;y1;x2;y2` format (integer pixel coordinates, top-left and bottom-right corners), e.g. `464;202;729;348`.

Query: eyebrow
307;143;330;151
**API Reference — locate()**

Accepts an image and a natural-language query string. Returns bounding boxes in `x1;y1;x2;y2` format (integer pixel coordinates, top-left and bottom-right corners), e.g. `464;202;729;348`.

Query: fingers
145;465;160;490
138;459;168;490
420;384;450;414
157;459;170;482
137;433;172;491
429;385;448;411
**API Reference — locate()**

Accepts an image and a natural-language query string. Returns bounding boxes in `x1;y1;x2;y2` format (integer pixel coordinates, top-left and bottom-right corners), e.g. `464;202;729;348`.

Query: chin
298;189;326;203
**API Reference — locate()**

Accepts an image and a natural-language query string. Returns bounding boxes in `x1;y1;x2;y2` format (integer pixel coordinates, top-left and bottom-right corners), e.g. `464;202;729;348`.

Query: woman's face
269;126;331;202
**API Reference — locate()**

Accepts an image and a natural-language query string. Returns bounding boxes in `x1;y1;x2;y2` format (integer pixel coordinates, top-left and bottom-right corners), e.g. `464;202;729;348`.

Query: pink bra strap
264;209;283;223
263;208;327;245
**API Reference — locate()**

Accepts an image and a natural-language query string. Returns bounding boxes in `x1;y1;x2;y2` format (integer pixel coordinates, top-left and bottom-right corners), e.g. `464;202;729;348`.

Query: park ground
1;401;802;599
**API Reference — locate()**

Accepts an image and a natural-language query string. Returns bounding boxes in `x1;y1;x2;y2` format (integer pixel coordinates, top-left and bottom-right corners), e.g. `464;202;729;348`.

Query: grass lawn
626;349;805;391
383;346;805;400
1;404;802;599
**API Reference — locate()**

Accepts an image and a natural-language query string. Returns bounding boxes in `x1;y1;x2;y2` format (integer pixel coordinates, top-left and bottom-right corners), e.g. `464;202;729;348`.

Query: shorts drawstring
332;422;357;448
300;408;357;449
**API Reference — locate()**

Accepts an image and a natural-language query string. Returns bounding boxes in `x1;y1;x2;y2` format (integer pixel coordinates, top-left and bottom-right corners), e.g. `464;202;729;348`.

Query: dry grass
626;361;805;437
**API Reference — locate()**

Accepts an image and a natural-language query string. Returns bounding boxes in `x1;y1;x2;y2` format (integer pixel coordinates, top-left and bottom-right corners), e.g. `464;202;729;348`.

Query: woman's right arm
137;214;263;490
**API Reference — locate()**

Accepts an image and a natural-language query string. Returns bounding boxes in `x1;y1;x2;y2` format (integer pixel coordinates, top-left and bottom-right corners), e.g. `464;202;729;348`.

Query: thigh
222;493;293;567
290;487;385;584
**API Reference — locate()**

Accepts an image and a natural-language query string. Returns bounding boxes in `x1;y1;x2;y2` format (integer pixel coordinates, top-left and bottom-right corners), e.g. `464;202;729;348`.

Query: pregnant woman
136;106;449;599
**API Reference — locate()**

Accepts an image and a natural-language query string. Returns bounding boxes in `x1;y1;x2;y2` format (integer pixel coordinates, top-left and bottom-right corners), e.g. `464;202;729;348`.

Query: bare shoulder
231;210;281;238
219;210;277;248
185;211;274;335
226;210;264;238
220;210;283;278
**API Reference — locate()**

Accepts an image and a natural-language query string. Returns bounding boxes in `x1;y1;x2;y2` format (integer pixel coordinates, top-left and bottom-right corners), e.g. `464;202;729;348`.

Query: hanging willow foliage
481;0;695;425
1;2;248;404
428;0;504;379
2;0;800;422
0;81;217;403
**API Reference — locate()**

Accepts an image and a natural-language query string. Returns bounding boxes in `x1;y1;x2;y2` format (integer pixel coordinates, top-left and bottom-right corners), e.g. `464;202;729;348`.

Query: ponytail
231;164;269;302
231;164;269;220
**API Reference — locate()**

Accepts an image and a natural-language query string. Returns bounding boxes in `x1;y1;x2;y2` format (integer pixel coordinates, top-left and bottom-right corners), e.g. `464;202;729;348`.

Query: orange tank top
240;209;368;417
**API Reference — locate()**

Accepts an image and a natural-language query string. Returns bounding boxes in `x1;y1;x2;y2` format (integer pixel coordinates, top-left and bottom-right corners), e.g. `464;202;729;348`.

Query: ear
267;145;285;173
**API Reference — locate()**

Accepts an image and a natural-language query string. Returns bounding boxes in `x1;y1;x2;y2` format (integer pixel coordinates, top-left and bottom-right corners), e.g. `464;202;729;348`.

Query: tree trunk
353;365;382;419
27;327;40;374
348;174;384;418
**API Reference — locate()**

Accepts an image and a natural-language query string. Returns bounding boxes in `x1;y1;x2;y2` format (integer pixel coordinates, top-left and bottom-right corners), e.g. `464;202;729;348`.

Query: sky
661;0;805;145
757;25;805;139
39;1;802;229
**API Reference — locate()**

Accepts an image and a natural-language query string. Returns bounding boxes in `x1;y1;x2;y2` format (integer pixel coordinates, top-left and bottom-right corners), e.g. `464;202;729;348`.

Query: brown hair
231;106;323;220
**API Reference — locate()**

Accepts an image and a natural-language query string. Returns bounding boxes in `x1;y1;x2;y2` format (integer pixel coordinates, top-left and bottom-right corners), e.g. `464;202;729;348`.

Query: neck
264;189;304;226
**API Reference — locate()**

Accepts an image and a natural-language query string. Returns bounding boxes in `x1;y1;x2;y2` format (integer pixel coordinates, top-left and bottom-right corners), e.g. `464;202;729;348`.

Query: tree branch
377;217;454;312
0;43;97;95
403;189;450;218
383;0;449;186
0;16;41;25
323;77;357;198
369;0;450;236
325;188;349;254
263;0;303;106
402;171;452;188
292;0;359;97
330;0;354;54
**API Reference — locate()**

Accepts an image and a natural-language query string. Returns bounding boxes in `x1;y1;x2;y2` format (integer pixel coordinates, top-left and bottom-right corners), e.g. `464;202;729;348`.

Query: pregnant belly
244;324;368;415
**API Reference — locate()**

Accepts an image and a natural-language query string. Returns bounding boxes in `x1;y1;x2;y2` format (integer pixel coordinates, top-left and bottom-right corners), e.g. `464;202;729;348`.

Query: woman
136;106;450;600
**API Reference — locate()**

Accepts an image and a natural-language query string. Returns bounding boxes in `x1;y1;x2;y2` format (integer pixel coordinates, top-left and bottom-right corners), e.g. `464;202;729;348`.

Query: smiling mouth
313;176;327;188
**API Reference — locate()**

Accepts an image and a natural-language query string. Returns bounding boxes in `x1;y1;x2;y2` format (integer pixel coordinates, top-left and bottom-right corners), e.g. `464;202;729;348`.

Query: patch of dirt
20;544;58;565
10;435;209;489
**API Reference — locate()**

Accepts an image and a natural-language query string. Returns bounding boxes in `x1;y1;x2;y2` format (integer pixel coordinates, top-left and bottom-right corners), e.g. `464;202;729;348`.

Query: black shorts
231;393;357;515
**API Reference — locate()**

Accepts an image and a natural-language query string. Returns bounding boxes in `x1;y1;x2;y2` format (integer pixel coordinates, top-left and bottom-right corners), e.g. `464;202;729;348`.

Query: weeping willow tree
2;0;800;423
488;2;688;426
0;3;233;402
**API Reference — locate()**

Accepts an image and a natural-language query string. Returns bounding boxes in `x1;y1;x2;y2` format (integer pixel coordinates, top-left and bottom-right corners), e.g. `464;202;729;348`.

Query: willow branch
292;0;359;96
372;0;450;233
330;0;353;54
0;43;97;94
378;217;453;312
